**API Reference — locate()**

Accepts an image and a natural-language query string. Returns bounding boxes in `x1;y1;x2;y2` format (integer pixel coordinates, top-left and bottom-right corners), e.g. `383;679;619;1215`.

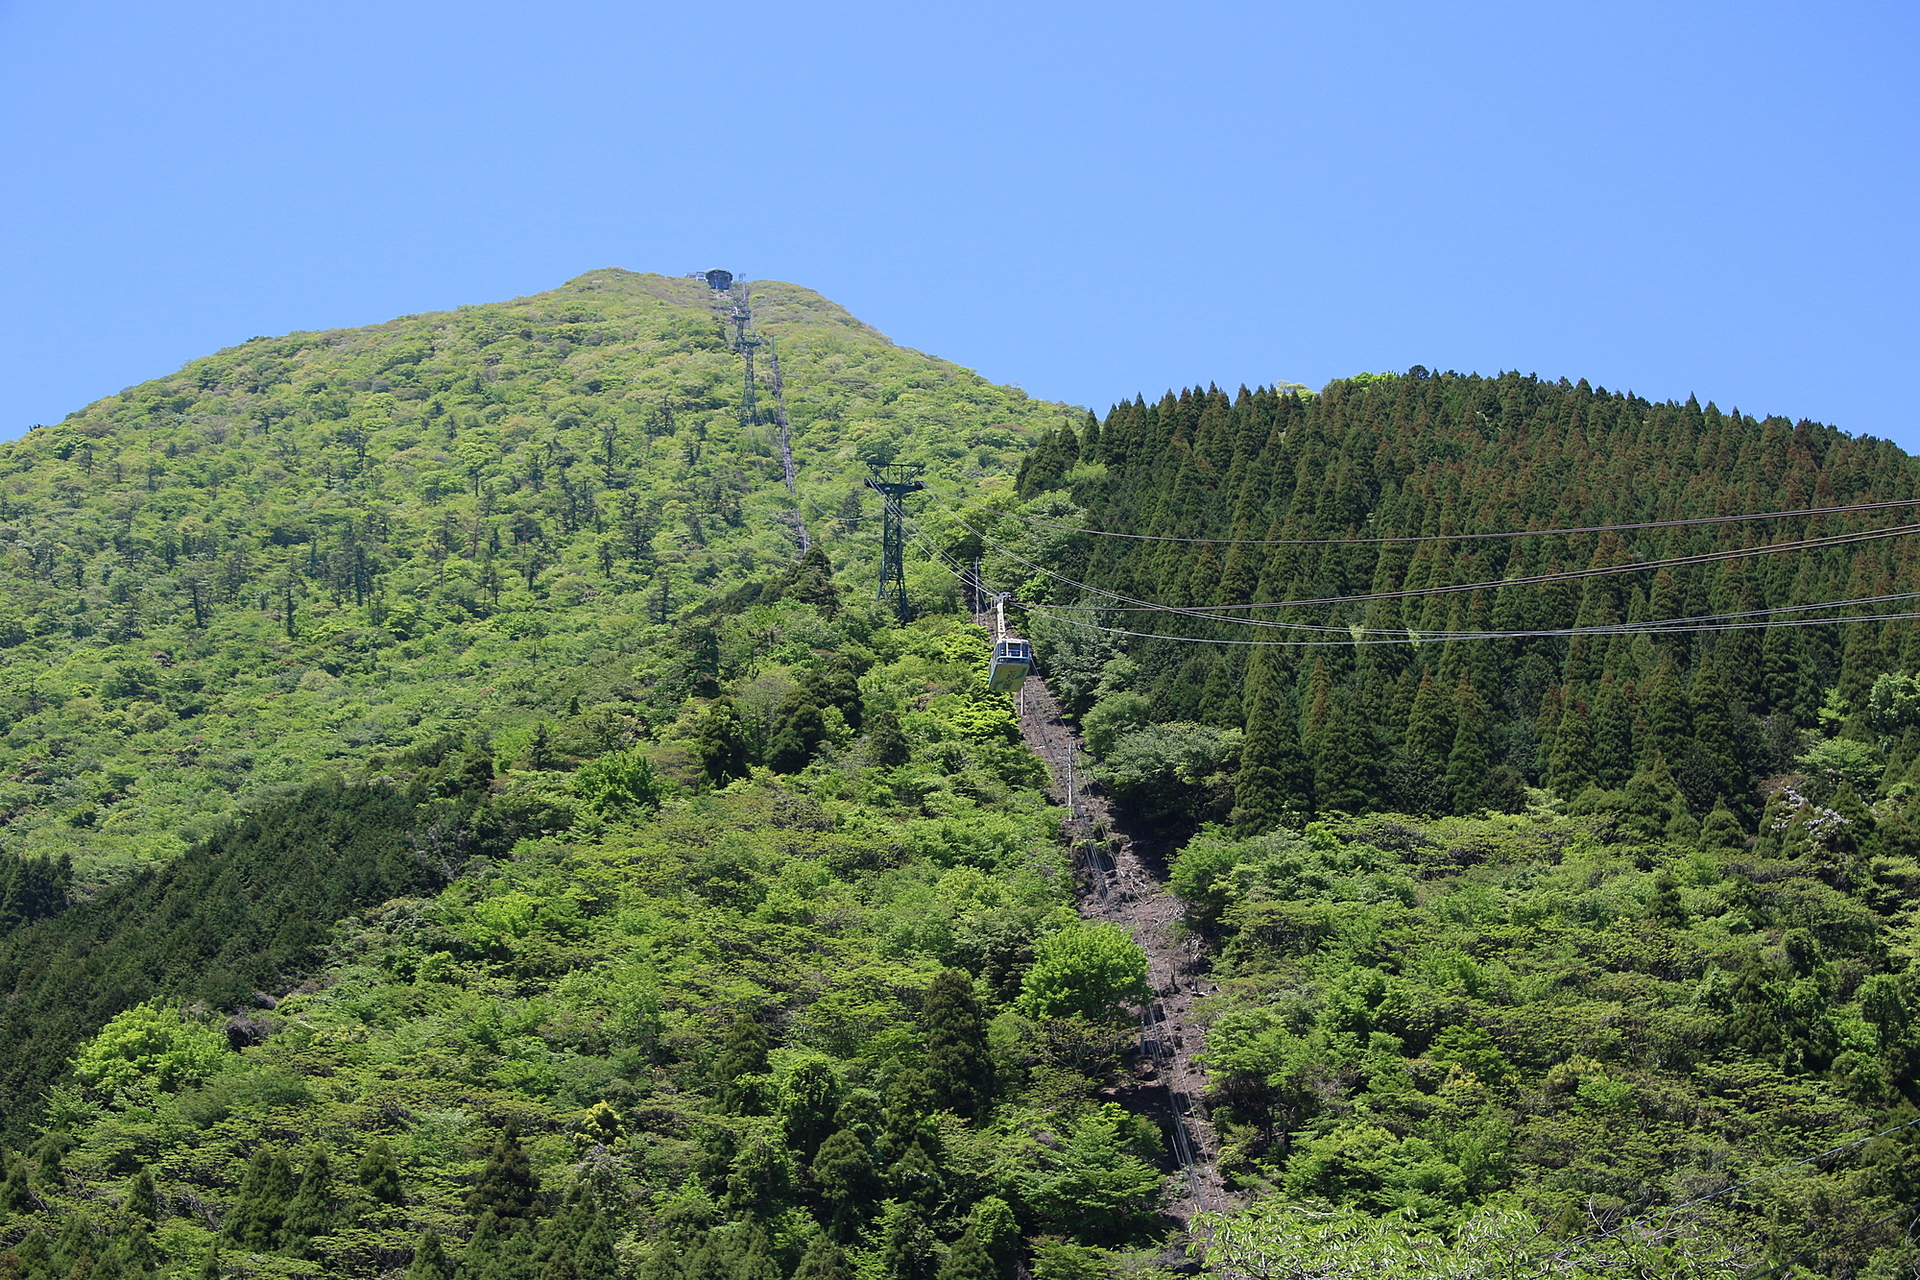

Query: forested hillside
939;372;1920;1277
0;272;1178;1278
0;269;1064;883
972;373;1920;830
0;604;1176;1280
7;277;1920;1280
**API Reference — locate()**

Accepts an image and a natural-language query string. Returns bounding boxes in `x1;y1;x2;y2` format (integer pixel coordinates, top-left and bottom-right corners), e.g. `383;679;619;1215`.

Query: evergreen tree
1233;656;1312;831
713;1014;772;1114
466;1123;542;1233
887;1138;943;1208
15;1229;51;1277
810;1130;876;1237
29;1131;66;1195
1699;799;1747;853
732;1226;781;1280
792;1231;853;1280
921;970;993;1120
935;1226;994;1280
1312;690;1379;815
126;1168;157;1224
456;1214;504;1280
278;1148;334;1253
786;547;842;619
868;710;911;767
696;698;752;786
782;1059;843;1163
525;723;558;771
407;1231;454;1280
1547;698;1597;799
875;1200;937;1280
635;1243;683;1280
765;700;827;774
1;1150;36;1215
678;1237;721;1280
51;1209;101;1277
359;1137;405;1206
1618;759;1689;842
223;1149;292;1250
1647;871;1687;926
567;1202;620;1280
1445;674;1492;814
880;1069;937;1162
1406;670;1453;773
1591;675;1634;787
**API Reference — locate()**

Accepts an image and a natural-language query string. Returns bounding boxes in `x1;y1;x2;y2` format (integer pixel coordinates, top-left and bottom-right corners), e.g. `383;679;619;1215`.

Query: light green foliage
1;609;1092;1278
1016;922;1150;1022
1016;1104;1163;1241
1077;693;1151;759
1092;721;1241;829
571;746;666;818
1196;1199;1752;1279
70;1001;226;1094
0;271;1069;883
1867;672;1920;737
1184;810;1920;1274
1797;737;1882;794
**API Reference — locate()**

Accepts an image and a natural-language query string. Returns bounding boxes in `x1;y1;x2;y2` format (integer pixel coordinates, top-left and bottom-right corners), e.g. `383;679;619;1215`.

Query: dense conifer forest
1;279;1918;1278
945;373;1920;1276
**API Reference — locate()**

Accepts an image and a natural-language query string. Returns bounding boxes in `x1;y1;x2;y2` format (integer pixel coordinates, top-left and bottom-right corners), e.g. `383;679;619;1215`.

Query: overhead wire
1035;589;1920;642
1023;603;1920;648
843;482;1920;650
901;500;1920;647
926;491;1920;616
925;486;1920;547
921;491;1920;637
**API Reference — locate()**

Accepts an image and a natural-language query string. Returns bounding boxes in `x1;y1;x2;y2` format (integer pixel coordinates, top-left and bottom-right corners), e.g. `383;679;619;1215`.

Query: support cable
925;488;1920;546
917;495;1920;625
1026;603;1920;648
925;492;1920;616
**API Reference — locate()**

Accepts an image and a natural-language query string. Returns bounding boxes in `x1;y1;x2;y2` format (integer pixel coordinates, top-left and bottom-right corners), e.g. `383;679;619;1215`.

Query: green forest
1;278;1917;1278
944;374;1920;1275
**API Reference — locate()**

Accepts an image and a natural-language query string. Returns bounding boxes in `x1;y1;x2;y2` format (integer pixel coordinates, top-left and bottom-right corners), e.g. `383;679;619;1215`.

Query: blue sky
1;0;1914;446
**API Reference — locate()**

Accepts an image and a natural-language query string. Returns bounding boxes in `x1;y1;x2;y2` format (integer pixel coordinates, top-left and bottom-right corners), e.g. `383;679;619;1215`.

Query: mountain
0;269;1066;884
0;273;1178;1278
6;282;1920;1280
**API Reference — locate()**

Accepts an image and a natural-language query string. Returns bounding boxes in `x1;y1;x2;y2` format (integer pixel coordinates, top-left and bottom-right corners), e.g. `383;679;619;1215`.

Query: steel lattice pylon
865;464;926;622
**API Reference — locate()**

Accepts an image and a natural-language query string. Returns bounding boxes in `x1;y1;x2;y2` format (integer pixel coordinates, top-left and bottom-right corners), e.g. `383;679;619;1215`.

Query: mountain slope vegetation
5;277;1920;1280
945;372;1920;1277
0;269;1064;883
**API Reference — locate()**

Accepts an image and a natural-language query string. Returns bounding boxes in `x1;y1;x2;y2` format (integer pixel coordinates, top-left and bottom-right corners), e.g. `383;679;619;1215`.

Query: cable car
988;636;1034;694
987;595;1033;694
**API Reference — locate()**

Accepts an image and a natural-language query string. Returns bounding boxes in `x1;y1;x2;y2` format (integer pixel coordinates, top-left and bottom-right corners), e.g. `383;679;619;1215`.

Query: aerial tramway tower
865;464;925;623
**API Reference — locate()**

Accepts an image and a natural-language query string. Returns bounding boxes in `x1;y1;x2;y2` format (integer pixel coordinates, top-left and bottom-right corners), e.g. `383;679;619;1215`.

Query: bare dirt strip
1005;662;1233;1222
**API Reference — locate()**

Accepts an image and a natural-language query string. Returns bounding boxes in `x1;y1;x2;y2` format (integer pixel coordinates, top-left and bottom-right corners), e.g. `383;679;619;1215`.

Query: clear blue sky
2;1;1914;447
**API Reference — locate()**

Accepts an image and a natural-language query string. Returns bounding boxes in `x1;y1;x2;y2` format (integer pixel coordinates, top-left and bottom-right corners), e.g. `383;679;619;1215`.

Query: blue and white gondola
987;636;1033;695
